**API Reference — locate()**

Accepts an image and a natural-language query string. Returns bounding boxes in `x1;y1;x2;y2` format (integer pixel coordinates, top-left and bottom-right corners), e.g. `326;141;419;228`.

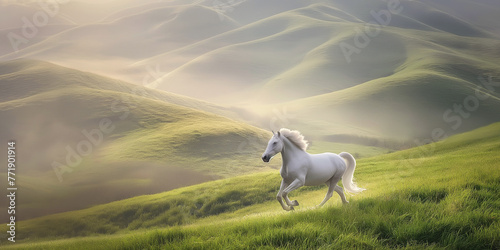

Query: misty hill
283;37;500;143
2;0;499;94
0;59;274;221
2;0;499;144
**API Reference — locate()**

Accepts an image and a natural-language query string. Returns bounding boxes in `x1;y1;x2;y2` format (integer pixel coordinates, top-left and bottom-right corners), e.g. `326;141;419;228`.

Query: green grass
3;122;499;249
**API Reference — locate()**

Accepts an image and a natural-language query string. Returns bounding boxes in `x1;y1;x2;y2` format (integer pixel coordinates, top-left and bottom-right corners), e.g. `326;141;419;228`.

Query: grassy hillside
4;122;499;248
0;59;278;221
0;59;247;118
283;64;500;144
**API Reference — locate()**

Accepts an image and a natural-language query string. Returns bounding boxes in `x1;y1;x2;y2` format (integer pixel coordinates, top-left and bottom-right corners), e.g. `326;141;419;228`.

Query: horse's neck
281;137;306;167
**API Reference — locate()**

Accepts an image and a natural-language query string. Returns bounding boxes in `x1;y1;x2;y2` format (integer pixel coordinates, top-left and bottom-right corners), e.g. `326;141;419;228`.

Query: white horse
261;128;365;211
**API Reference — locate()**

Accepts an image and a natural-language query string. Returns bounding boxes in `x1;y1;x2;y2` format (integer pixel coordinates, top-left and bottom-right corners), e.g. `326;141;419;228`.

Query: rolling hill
2;0;499;97
0;59;276;221
3;121;499;249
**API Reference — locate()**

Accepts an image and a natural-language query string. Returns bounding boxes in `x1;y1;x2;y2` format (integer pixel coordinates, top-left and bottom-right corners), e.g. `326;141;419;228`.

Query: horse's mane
279;128;308;151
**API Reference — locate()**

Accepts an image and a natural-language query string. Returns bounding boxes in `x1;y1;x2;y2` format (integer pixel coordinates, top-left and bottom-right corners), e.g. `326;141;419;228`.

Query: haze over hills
1;0;500;143
2;0;499;91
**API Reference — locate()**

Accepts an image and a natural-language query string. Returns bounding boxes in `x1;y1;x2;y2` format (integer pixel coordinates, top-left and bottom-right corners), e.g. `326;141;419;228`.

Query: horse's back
304;153;346;186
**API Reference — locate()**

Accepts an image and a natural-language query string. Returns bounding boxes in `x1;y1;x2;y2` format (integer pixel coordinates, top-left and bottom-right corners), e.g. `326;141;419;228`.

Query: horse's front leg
278;180;299;208
281;178;304;211
276;179;292;211
284;194;299;207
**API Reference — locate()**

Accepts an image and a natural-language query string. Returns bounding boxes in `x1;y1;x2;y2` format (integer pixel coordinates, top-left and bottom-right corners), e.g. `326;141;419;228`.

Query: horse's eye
273;142;277;145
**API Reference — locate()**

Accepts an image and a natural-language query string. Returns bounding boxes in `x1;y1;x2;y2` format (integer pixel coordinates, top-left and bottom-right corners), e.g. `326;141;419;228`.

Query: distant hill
0;59;274;221
1;0;499;144
2;0;499;100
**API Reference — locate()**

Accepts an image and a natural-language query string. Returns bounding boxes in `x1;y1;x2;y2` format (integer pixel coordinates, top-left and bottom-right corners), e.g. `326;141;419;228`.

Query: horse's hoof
292;200;299;206
288;206;294;211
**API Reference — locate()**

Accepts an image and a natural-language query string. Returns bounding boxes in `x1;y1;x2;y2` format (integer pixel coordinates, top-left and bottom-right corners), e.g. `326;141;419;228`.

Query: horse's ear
277;131;281;137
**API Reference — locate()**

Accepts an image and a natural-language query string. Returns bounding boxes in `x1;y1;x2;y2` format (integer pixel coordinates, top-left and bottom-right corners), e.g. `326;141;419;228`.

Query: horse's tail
339;152;366;194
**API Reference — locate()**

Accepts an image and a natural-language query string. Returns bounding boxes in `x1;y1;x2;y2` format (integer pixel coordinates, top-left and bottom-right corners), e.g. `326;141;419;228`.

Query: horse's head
262;131;284;162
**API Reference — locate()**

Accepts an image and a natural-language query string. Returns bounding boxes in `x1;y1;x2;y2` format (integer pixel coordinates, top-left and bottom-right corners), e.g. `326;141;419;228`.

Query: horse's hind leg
334;185;348;204
318;174;343;207
318;182;334;207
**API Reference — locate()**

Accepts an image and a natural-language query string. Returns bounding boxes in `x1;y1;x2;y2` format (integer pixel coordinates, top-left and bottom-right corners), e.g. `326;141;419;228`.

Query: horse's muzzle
262;155;270;162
